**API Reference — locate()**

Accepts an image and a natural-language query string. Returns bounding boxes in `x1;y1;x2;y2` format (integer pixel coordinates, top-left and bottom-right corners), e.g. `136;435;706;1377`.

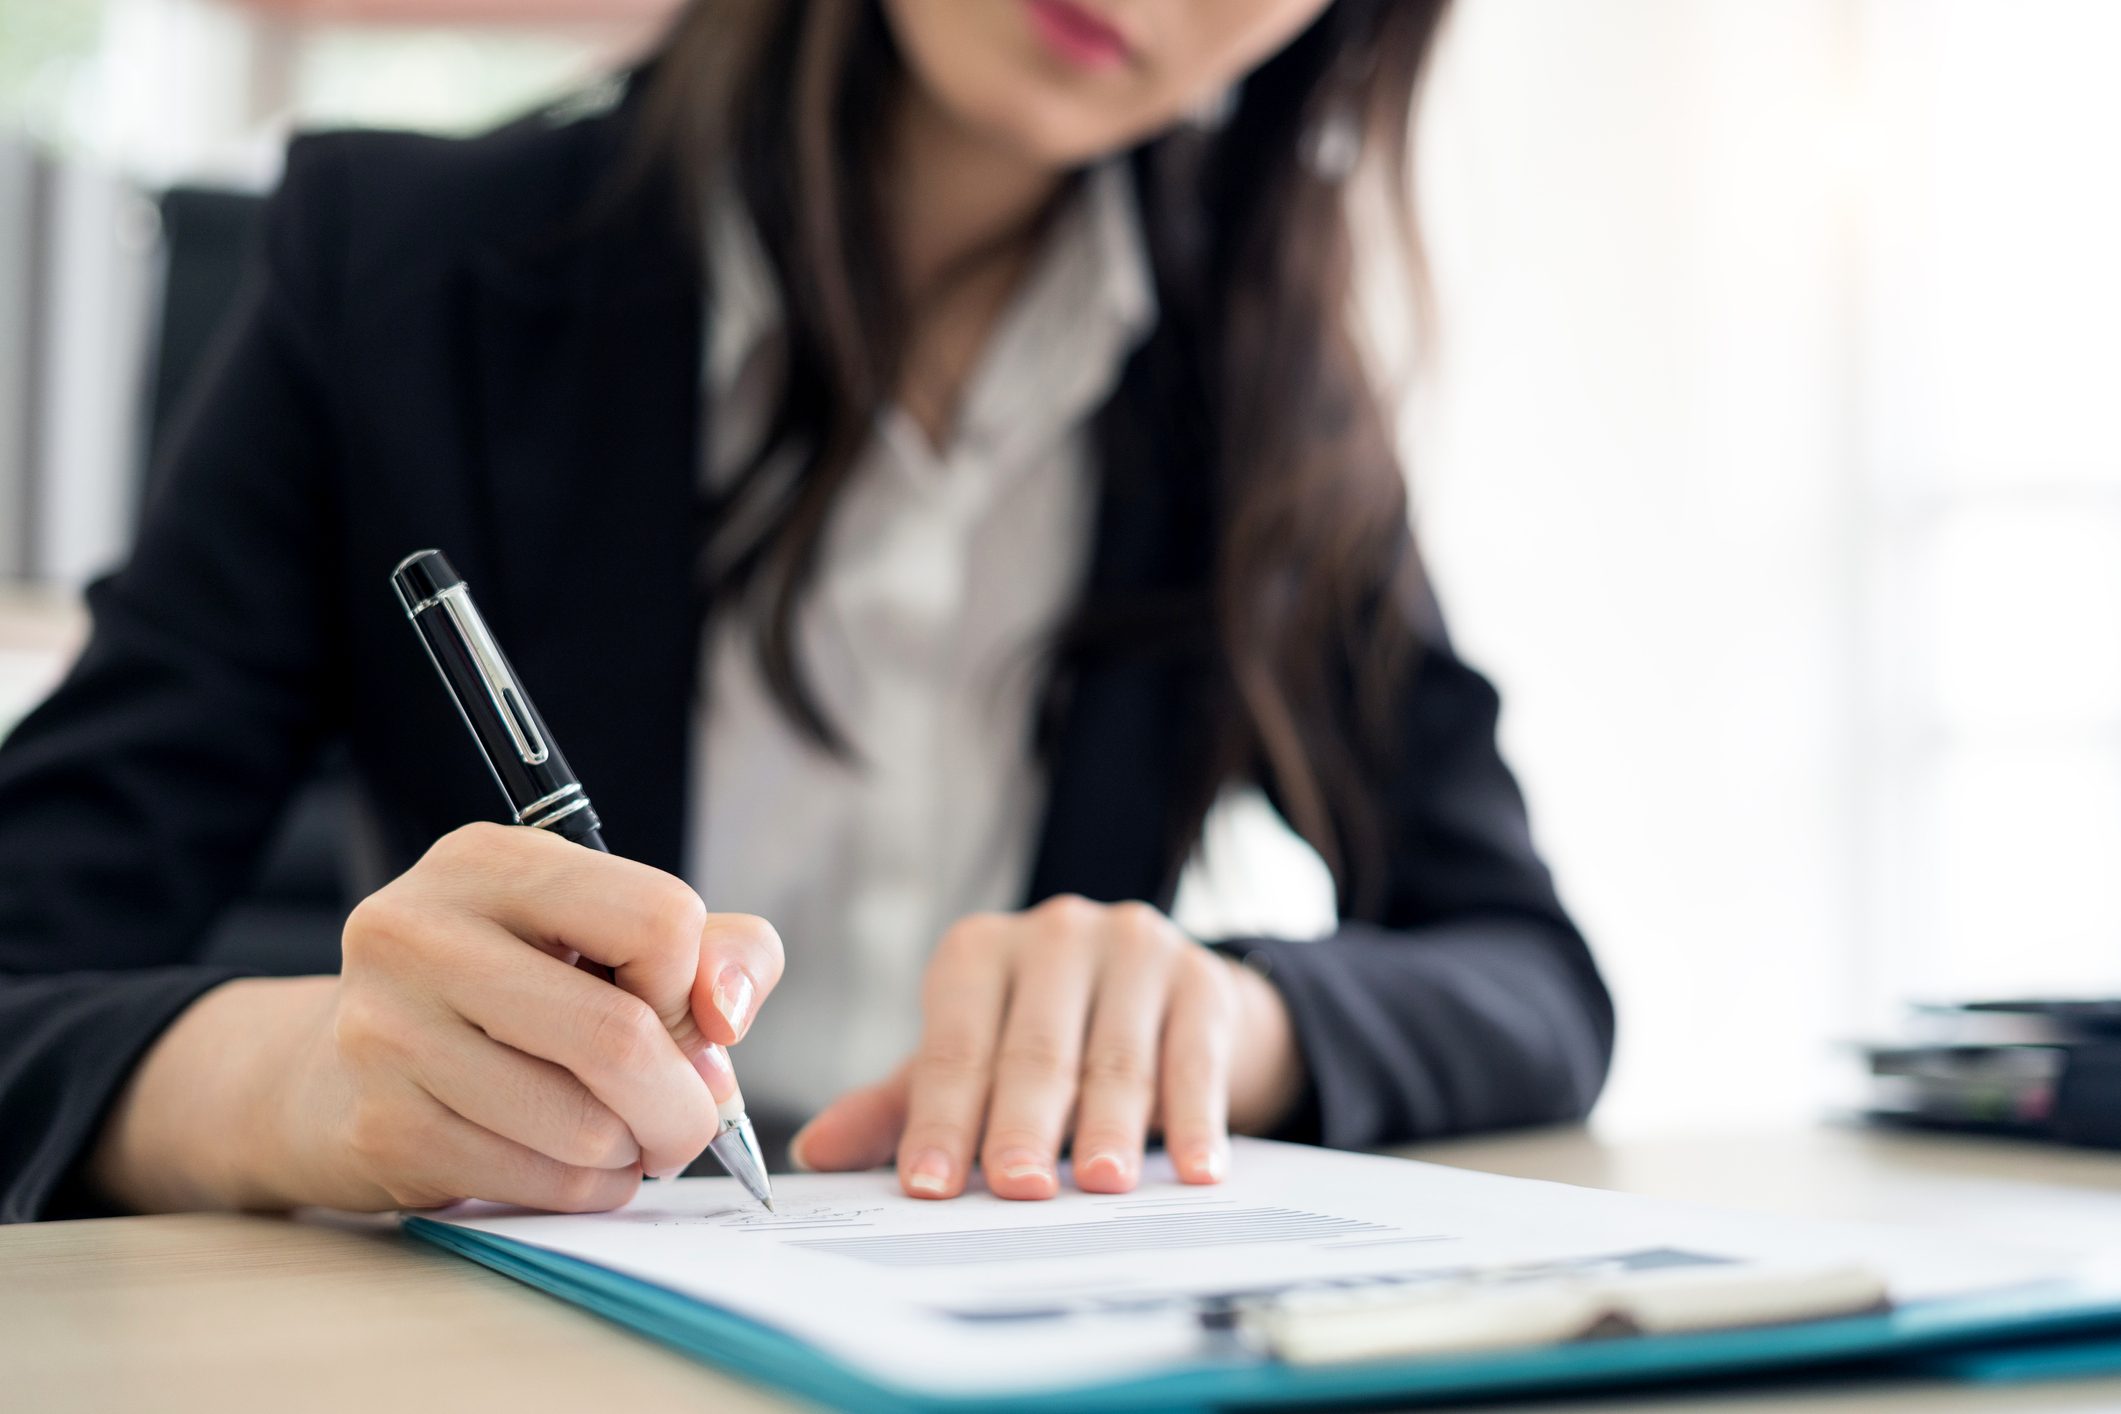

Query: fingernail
652;1160;688;1181
690;1042;737;1100
712;964;757;1040
1080;1150;1128;1184
906;1150;953;1197
1193;1143;1229;1183
788;1127;817;1173
996;1149;1055;1185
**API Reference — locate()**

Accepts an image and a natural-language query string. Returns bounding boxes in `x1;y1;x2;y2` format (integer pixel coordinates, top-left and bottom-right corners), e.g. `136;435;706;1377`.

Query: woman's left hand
790;895;1306;1199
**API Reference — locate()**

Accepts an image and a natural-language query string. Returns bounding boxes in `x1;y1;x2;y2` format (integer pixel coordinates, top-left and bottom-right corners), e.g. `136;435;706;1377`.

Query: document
421;1139;2055;1397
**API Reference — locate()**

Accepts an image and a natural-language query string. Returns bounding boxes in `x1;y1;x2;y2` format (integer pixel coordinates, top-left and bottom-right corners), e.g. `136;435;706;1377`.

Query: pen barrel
394;550;598;842
551;816;608;853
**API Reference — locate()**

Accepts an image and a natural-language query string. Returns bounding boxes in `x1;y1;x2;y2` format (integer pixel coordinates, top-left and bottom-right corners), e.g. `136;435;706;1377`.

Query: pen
390;548;773;1209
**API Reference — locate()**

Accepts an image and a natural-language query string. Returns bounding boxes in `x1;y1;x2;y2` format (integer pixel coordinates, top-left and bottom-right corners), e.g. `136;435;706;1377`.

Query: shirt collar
705;181;782;401
1075;158;1158;359
704;159;1158;415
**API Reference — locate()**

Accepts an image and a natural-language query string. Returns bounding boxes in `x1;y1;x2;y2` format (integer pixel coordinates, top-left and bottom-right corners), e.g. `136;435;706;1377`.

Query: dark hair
632;0;1450;912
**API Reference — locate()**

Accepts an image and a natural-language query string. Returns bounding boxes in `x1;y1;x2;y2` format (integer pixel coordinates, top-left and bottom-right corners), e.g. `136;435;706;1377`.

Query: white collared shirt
689;164;1157;1119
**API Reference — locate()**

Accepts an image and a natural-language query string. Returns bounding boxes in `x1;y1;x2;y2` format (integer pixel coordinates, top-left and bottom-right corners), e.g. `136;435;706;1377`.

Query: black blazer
0;99;1613;1222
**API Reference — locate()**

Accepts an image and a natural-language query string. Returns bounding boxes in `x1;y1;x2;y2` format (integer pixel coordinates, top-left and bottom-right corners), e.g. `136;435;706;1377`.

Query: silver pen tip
707;1115;775;1211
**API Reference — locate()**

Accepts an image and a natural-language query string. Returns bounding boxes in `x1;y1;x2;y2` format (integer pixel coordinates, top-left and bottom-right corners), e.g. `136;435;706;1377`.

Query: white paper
421;1138;2060;1397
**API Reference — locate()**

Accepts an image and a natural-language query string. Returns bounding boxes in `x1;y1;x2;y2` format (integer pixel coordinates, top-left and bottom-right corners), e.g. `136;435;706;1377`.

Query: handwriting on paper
610;1201;884;1231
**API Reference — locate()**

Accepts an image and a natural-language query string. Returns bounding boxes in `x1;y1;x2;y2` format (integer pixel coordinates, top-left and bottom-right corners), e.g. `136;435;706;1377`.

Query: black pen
390;549;773;1209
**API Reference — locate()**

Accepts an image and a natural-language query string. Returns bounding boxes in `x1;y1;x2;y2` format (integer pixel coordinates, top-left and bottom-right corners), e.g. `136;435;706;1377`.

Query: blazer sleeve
1214;608;1616;1152
0;140;350;1222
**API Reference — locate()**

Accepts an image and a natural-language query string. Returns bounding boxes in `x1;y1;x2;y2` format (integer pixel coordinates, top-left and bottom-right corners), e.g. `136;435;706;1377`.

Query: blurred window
1413;0;2121;1129
1861;0;2121;1007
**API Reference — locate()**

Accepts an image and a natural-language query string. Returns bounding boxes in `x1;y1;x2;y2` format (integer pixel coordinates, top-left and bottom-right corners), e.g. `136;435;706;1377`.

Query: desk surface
10;1126;2121;1413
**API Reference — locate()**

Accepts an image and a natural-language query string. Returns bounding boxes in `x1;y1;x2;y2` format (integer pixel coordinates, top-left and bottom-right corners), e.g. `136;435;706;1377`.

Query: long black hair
631;0;1451;912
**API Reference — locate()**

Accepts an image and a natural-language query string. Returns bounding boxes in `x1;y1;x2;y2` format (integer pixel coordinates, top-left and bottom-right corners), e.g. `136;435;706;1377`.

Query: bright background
3;0;2117;1134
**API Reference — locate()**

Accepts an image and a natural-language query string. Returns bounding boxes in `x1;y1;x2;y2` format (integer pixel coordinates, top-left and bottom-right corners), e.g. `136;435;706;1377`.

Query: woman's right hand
89;823;783;1215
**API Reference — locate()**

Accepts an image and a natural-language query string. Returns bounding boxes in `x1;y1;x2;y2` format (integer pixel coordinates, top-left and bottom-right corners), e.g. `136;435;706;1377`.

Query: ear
788;1062;911;1173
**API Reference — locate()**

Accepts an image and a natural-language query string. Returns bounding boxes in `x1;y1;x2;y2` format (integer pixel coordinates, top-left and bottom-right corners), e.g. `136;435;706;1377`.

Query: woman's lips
1023;0;1134;72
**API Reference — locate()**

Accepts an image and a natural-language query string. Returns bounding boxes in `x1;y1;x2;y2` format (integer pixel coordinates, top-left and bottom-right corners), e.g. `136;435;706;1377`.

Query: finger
406;1015;641;1171
361;1084;641;1214
1069;916;1173;1194
1160;949;1236;1185
791;1065;910;1173
690;912;785;1049
429;824;697;984
429;826;779;1061
979;923;1099;1201
897;915;1014;1200
434;922;719;1178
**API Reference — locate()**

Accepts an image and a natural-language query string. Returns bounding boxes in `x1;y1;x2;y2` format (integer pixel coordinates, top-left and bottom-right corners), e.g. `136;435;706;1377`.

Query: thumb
790;1063;910;1173
686;913;787;1052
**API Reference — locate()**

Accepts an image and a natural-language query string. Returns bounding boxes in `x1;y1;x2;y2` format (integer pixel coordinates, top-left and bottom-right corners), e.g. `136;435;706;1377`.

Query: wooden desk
9;1127;2121;1413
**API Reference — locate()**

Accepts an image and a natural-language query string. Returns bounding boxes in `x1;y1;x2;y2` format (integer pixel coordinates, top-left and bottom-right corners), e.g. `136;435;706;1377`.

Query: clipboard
398;1139;2121;1409
406;1206;2121;1411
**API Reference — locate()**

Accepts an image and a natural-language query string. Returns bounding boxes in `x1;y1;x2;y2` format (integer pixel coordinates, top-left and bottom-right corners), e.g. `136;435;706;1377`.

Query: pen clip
434;586;551;766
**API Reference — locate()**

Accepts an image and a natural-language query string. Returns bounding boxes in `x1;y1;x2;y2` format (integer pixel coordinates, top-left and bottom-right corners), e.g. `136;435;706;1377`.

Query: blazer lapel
465;176;703;877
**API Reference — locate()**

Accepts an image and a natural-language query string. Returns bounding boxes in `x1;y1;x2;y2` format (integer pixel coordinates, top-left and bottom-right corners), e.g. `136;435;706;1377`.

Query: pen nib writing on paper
610;1202;884;1230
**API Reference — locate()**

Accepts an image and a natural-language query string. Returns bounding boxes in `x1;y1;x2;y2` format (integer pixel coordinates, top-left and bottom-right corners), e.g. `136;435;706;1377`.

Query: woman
0;0;1611;1222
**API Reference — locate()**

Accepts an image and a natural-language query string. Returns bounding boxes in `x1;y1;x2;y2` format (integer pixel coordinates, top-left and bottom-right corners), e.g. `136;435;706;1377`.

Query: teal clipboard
405;1217;2121;1411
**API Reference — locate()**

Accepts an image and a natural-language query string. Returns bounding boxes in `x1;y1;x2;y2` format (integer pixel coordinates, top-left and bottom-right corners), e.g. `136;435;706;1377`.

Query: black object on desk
1861;1000;2121;1149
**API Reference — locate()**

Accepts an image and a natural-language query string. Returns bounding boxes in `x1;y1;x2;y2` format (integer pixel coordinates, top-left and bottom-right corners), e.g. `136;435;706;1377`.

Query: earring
1303;104;1362;182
